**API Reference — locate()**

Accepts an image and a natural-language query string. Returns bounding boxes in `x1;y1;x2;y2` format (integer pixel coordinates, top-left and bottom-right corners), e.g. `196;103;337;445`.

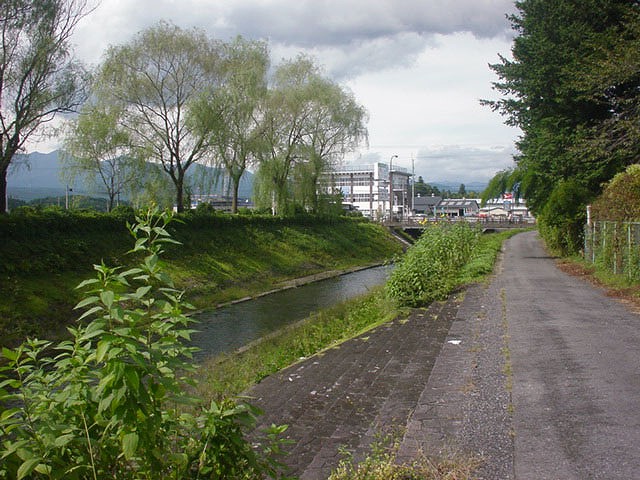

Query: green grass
0;216;401;347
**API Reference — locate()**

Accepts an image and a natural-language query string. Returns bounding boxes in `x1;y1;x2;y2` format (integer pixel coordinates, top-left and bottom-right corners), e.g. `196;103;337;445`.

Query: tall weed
386;223;479;307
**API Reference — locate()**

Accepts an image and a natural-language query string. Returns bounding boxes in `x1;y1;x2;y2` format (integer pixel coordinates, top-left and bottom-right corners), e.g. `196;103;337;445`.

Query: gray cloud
414;144;517;183
228;0;515;47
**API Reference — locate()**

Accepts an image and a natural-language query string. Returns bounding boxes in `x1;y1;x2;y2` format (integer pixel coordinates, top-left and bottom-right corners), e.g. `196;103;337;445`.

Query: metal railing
584;221;640;281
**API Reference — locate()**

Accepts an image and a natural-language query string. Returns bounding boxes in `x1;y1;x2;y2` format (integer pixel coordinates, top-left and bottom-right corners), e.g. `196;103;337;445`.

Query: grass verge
0;217;401;347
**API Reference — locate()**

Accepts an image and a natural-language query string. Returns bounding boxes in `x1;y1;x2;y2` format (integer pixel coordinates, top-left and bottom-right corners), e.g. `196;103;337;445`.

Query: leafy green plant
386;223;479;307
0;209;289;479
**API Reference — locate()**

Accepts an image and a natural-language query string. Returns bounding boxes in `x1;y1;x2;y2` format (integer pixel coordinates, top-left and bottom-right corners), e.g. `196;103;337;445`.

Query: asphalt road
505;231;640;479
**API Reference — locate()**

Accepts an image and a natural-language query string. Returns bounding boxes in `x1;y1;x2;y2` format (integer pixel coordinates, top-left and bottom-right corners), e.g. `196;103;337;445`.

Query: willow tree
0;0;92;213
95;22;223;212
192;37;269;213
294;78;368;213
61;100;143;211
254;55;368;215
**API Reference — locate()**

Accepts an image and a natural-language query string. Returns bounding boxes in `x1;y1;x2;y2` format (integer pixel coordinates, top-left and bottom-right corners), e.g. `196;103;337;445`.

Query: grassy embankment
0;209;402;347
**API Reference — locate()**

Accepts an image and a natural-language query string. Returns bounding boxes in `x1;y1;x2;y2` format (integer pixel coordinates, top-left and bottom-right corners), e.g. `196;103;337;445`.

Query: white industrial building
323;163;412;220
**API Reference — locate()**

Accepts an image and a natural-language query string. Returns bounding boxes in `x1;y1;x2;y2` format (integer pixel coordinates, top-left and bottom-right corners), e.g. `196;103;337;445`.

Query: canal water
191;264;393;359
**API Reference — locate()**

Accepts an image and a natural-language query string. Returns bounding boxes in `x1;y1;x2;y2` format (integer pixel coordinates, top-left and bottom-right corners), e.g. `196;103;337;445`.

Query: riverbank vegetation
197;225;520;479
0;207;401;346
0;211;290;479
198;226;520;401
1;209;520;479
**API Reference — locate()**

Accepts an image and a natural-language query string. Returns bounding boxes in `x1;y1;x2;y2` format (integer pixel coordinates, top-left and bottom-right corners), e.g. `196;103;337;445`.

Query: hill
6;150;255;202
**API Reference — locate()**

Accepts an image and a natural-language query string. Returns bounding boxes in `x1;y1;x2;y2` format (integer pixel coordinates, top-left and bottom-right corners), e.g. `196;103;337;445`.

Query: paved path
504;231;640;479
248;230;640;479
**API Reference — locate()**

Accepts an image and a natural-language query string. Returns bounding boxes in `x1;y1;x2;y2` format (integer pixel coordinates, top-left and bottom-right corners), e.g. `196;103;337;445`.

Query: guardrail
384;217;537;228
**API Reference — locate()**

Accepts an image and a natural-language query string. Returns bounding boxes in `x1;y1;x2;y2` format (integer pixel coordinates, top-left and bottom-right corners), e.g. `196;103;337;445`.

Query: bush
537;179;590;255
385;223;479;307
0;209;288;479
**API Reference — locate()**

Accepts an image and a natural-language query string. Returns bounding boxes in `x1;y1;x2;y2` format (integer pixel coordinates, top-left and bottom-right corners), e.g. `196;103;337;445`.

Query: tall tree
295;77;368;213
96;22;223;212
253;55;368;215
192;36;269;213
0;0;91;213
484;0;637;252
61;100;141;211
253;56;319;215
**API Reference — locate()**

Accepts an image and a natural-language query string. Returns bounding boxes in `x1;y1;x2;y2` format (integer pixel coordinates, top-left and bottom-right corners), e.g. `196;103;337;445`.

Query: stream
190;264;393;359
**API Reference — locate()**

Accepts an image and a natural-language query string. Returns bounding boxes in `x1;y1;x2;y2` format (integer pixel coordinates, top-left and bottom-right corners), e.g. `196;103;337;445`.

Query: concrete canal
191;264;393;359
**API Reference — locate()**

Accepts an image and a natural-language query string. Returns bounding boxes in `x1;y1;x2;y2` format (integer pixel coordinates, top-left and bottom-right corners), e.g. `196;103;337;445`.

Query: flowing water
191;264;393;359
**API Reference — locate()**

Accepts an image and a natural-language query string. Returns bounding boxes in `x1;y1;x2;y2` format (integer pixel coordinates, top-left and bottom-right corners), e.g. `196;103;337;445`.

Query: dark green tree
414;176;440;197
485;0;638;253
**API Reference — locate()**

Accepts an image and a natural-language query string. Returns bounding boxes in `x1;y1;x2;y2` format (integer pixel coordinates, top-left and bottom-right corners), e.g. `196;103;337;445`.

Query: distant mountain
430;180;488;193
7;150;254;202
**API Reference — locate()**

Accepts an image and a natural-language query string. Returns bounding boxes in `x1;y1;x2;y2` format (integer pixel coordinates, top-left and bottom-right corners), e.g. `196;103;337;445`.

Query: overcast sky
43;0;521;185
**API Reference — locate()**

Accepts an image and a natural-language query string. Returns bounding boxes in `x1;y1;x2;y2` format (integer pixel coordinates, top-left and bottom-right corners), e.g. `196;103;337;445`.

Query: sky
37;0;522;185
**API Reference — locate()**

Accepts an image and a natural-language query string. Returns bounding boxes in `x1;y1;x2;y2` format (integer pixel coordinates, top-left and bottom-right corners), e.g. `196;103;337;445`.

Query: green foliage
386;223;479;307
0;0;90;214
537;179;590;255
328;432;479;480
253;55;368;215
585;221;640;281
591;164;640;222
486;0;638;253
481;168;523;205
0;209;288;479
413;176;440;197
0;209;400;346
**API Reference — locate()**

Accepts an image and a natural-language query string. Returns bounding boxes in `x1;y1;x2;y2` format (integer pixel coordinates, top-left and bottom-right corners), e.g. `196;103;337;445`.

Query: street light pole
411;156;415;218
389;154;397;220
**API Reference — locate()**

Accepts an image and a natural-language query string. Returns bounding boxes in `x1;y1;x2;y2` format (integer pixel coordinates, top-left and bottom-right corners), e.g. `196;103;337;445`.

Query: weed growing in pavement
328;431;480;480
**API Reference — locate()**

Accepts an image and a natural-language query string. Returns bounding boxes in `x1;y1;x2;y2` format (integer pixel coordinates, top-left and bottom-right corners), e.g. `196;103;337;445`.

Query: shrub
537;179;590;255
385;222;479;307
0;209;288;479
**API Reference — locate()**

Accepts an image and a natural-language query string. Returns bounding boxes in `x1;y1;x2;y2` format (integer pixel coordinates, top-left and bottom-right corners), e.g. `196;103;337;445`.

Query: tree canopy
67;27;368;215
95;22;223;212
485;0;640;253
0;0;92;213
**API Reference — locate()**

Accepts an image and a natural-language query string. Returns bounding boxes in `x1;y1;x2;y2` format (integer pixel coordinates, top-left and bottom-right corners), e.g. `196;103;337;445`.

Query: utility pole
389;154;397;220
411;156;415;217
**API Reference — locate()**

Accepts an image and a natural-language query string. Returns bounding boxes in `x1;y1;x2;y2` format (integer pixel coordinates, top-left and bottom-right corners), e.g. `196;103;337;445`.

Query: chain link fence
584;221;640;281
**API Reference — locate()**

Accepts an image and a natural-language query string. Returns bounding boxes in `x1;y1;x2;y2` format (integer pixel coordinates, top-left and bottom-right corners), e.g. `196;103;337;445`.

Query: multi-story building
323;162;411;220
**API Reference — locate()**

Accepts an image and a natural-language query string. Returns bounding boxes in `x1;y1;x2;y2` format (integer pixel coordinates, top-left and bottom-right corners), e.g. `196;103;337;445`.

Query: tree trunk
0;168;7;214
231;174;241;214
175;180;184;212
